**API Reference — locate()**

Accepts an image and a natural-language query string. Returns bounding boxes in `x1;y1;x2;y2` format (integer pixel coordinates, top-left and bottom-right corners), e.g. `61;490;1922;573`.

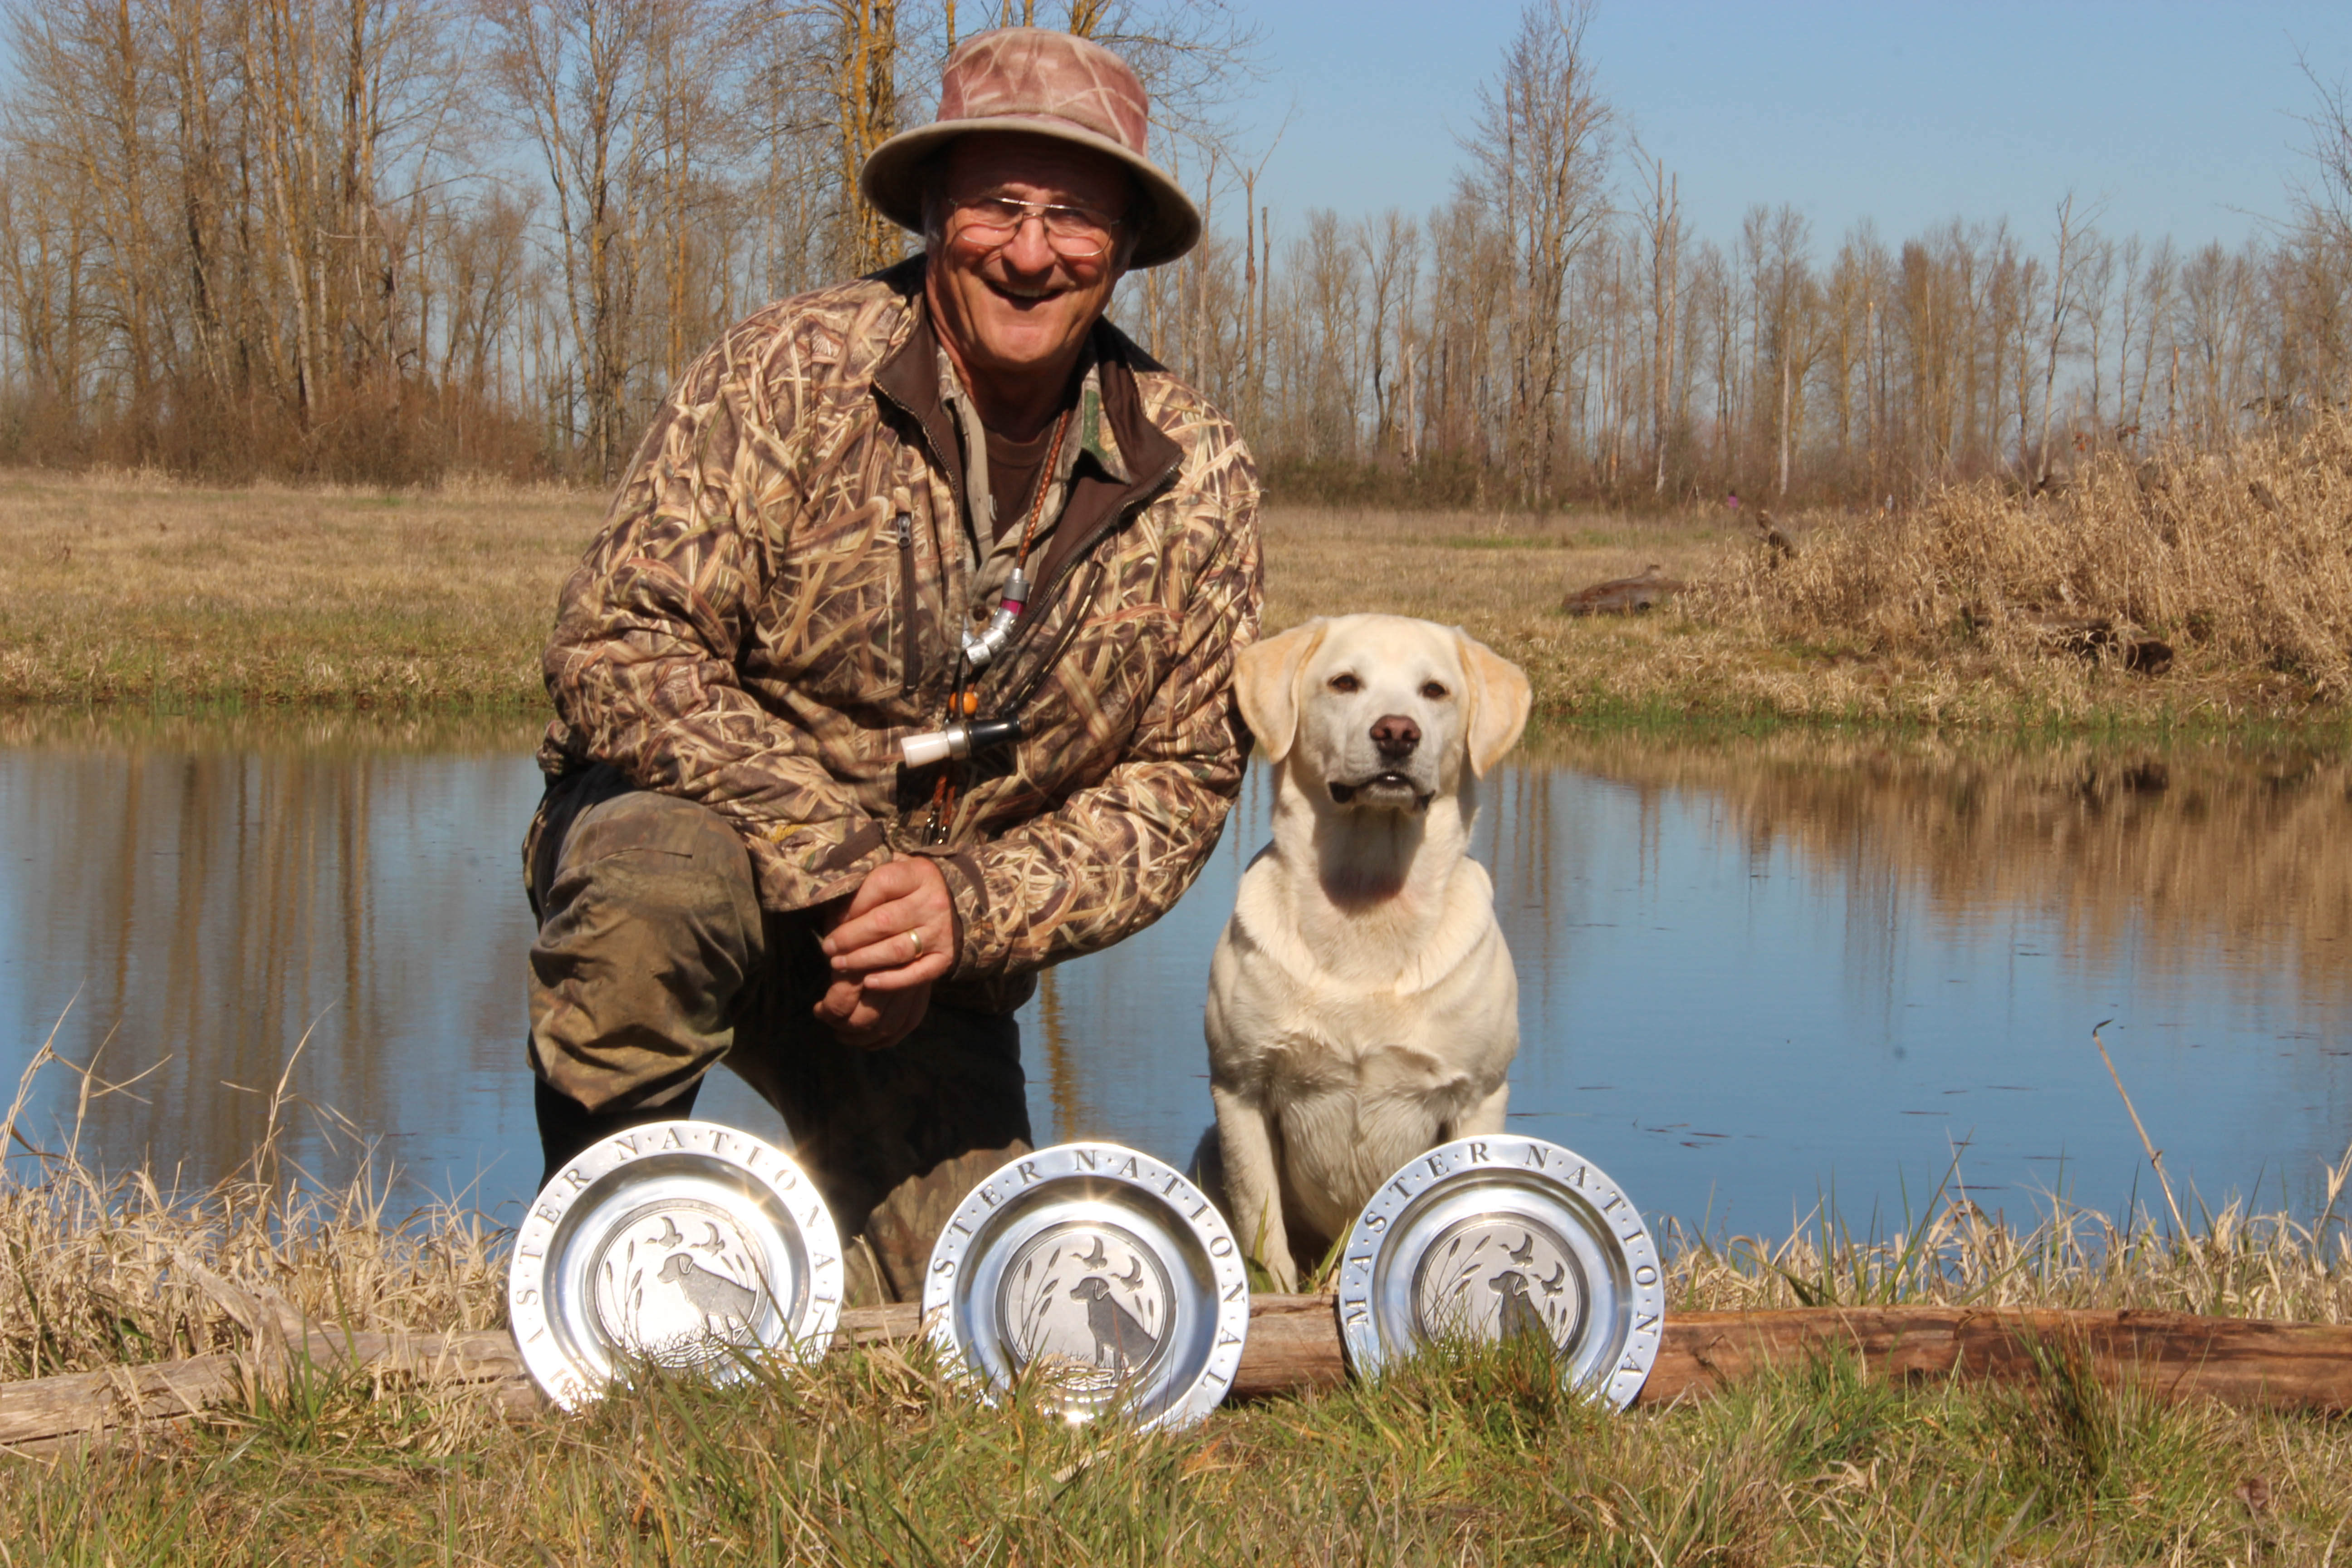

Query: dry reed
1697;412;2352;718
7;1029;2348;1381
0;1027;504;1382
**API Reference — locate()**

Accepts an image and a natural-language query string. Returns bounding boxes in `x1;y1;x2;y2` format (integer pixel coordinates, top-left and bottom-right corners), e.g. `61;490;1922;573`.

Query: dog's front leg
1446;1081;1512;1140
1210;1084;1299;1292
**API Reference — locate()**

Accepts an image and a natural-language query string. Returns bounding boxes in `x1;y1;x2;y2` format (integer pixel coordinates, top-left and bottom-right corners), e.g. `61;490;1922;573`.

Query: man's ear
1235;620;1328;765
1456;628;1533;778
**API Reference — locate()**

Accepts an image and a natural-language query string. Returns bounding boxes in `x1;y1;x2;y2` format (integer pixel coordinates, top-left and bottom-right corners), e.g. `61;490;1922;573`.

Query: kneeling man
520;28;1261;1304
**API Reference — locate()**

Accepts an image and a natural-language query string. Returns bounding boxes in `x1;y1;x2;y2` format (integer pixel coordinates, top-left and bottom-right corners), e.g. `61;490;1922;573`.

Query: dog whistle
901;715;1025;769
957;567;1030;673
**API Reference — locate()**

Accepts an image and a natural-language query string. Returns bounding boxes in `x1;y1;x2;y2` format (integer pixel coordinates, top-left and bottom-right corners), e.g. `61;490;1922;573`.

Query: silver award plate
923;1142;1250;1431
1336;1137;1664;1409
509;1120;844;1411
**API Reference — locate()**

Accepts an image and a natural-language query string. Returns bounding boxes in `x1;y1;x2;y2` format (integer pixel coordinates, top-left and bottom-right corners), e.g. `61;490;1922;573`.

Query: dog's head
1235;615;1532;812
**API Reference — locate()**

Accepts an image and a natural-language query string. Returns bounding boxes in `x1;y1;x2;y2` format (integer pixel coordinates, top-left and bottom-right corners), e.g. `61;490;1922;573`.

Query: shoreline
5;462;2351;736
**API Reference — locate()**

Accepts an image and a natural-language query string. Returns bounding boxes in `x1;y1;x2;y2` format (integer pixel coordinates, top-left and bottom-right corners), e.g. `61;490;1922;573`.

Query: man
519;28;1261;1304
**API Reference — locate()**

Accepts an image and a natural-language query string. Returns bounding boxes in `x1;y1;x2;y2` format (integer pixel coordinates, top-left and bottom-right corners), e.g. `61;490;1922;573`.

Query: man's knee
527;784;766;1111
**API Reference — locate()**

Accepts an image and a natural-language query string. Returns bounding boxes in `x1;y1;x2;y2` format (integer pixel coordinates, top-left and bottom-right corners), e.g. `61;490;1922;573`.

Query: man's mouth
986;278;1064;306
1328;773;1432;810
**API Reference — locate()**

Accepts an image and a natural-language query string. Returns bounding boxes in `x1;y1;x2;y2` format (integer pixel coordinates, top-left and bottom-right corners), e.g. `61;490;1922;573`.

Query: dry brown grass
6;424;2352;726
8;1019;2347;1381
1689;414;2352;723
0;466;600;708
0;1034;505;1382
1261;505;1737;631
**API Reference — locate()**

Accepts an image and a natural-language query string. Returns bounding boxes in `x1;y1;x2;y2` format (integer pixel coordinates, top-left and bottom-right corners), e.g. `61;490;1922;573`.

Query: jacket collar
871;259;1182;591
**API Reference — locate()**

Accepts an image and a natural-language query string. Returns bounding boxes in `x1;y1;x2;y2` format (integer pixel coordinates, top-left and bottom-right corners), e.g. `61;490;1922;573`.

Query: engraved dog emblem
1068;1275;1160;1369
657;1251;760;1328
590;1200;769;1362
997;1225;1172;1402
1489;1269;1548;1344
1411;1221;1585;1351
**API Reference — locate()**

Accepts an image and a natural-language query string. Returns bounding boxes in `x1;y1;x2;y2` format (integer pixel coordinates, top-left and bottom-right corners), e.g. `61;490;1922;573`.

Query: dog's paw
1240;1252;1297;1296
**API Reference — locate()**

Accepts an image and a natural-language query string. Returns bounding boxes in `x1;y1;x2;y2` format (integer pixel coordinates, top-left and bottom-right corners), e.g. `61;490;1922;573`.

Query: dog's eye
1421;681;1450;701
1327;673;1360;693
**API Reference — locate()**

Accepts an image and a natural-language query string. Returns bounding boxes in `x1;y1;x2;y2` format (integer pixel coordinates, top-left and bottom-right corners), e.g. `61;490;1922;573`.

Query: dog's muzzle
1329;773;1434;811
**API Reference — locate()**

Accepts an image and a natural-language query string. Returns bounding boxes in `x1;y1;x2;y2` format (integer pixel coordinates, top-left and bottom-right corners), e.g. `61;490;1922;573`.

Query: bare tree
1634;149;1680;495
1462;0;1610;500
1355;209;1416;456
2034;190;2104;482
480;0;671;477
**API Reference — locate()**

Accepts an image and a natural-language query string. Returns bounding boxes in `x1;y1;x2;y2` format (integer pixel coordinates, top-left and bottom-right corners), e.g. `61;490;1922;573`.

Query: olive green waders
522;764;1032;1306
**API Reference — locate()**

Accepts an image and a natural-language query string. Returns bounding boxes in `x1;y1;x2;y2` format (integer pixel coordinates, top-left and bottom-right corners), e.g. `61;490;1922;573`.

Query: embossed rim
1335;1137;1664;1410
922;1142;1250;1431
509;1120;844;1411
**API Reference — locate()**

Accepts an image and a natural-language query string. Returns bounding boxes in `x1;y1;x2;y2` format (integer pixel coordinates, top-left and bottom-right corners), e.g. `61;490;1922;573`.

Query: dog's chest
1273;1057;1465;1233
1266;1032;1476;1103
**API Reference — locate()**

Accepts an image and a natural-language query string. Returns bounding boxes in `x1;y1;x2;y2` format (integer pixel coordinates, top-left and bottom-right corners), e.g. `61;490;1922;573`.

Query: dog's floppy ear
1456;628;1533;777
1235;619;1328;765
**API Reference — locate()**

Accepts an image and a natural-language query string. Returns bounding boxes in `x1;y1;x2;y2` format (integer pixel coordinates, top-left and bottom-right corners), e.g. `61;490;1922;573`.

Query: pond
4;712;2349;1241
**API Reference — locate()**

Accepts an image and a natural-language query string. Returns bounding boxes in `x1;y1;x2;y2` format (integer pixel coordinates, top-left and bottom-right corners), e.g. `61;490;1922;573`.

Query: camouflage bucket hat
860;27;1202;270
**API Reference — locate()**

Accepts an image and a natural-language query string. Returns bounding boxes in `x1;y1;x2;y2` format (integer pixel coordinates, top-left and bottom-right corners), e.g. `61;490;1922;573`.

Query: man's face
926;132;1132;393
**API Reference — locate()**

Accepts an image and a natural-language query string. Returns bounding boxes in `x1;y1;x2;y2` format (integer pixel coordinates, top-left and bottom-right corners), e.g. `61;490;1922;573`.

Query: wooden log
10;1299;2351;1456
1230;1294;1348;1399
0;1328;535;1455
1647;1305;2352;1414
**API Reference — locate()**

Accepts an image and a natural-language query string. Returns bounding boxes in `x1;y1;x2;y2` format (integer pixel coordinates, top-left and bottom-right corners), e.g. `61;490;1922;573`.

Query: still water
4;714;2349;1237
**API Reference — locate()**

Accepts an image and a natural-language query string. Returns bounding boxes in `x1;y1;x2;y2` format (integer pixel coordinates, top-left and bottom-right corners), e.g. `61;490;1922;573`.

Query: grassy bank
8;1029;2352;1563
15;1319;2352;1564
10;416;2352;728
7;1156;2352;1563
0;470;586;710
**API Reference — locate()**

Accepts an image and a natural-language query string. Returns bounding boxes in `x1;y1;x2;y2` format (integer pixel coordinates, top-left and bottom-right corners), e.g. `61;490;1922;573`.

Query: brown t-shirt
984;422;1057;544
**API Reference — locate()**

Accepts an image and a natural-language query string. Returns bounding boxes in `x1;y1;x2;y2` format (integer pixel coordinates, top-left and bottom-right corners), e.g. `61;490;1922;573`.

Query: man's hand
822;857;955;988
813;858;956;1049
812;975;932;1051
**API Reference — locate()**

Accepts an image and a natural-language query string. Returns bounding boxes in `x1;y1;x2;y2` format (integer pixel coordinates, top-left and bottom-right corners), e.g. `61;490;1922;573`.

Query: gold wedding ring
907;929;924;958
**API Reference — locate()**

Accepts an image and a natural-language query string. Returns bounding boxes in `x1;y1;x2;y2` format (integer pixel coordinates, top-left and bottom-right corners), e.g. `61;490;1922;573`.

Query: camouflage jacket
539;258;1263;1009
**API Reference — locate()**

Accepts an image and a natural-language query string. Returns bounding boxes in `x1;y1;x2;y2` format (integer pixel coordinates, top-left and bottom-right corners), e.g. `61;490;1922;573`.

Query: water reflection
0;712;551;1200
2;716;2347;1235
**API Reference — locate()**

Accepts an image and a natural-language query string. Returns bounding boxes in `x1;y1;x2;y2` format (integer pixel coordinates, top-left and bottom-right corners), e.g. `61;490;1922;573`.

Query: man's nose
999;215;1060;274
1371;715;1420;760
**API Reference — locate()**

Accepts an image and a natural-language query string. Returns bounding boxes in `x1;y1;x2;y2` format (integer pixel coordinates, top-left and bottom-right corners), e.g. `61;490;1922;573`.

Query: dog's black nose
1370;714;1420;759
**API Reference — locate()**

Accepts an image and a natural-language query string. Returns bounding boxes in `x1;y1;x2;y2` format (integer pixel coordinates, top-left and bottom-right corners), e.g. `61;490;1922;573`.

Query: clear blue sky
1231;0;2352;255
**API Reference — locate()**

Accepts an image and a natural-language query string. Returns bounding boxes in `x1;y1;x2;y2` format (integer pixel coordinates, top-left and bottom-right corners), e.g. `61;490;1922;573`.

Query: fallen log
10;1299;2350;1455
0;1327;538;1455
1645;1304;2352;1413
1217;1300;2352;1415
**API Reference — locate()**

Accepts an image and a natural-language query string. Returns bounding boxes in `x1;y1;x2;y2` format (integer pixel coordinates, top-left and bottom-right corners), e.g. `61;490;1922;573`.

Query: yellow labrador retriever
1204;614;1533;1291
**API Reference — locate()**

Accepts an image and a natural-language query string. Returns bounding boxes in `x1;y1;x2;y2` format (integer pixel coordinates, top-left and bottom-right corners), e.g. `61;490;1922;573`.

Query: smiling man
520;29;1261;1303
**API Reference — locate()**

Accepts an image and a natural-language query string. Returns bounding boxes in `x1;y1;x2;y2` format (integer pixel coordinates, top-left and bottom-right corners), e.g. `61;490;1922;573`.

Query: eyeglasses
948;195;1125;261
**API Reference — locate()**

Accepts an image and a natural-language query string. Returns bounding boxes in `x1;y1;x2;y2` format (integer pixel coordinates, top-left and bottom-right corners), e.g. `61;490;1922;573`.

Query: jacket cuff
746;820;889;912
934;850;991;978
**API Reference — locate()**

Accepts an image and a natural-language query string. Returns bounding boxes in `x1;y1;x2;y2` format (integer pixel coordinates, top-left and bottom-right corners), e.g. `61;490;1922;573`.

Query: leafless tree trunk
1637;151;1678;496
1462;0;1609;501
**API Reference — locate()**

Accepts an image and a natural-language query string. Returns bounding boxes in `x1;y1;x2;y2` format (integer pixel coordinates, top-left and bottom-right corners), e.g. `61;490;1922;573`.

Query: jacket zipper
894;511;920;695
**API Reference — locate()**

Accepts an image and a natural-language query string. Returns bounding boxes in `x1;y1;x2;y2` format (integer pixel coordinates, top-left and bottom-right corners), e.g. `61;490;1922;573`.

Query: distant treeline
1;0;2347;505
